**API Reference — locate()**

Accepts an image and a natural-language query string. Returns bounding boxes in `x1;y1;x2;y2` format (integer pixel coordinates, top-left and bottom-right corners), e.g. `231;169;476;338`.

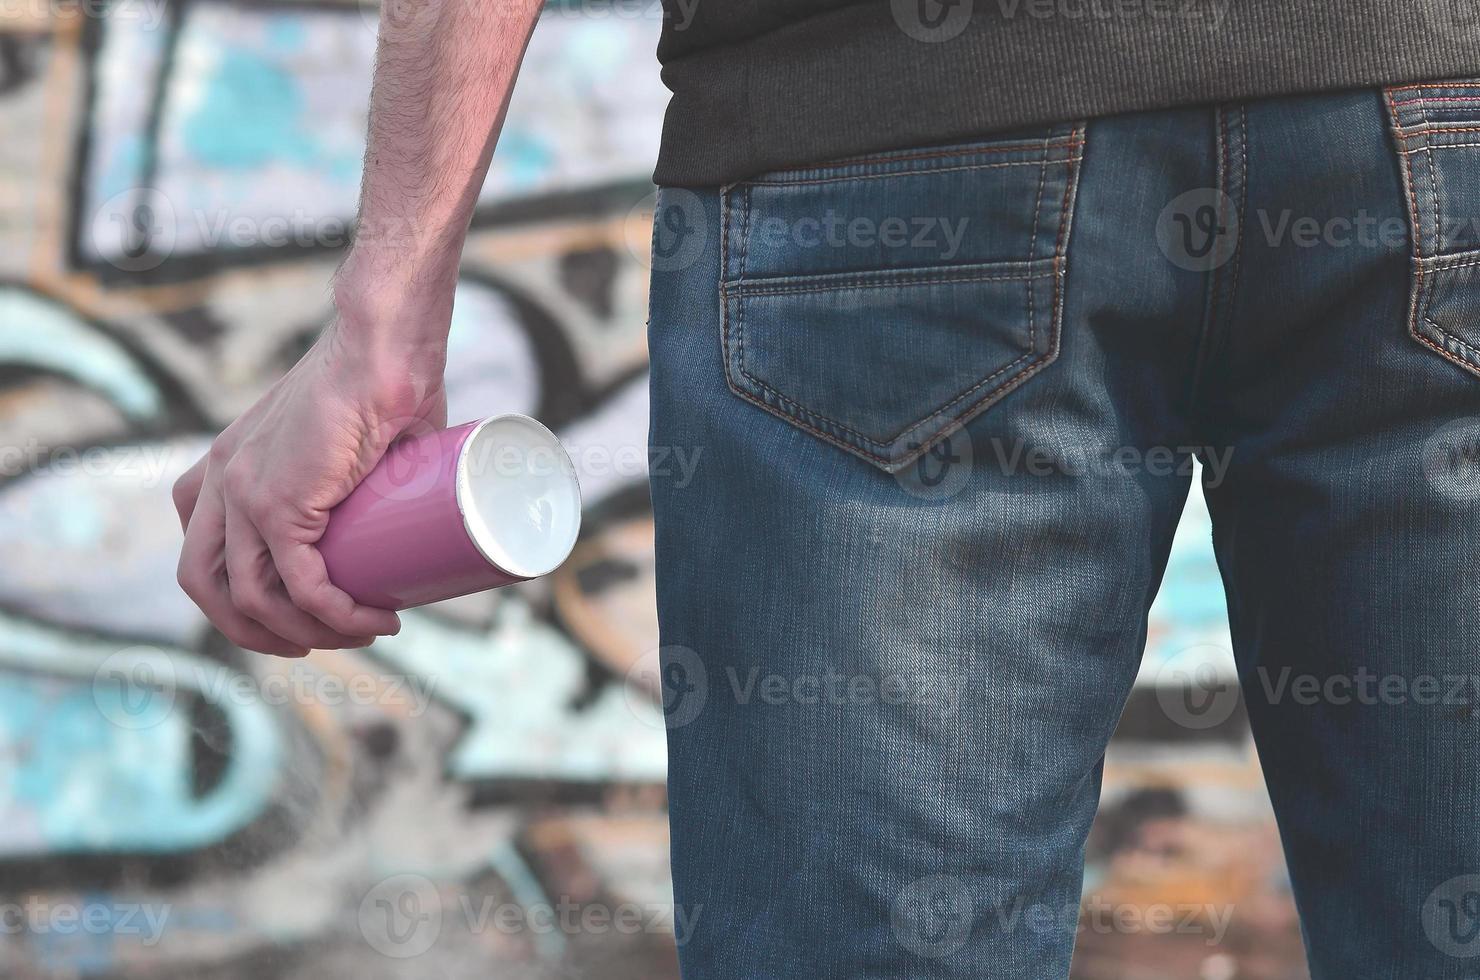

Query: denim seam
1228;105;1248;320
721;258;1048;291
736;183;753;416
728;268;1048;297
735;285;1041;451
743;138;1082;184
1423;255;1480;273
805;137;1079;168
1391;81;1480;91
1398;141;1480;152
746;156;1081;188
1027;133;1054;357
1188;107;1232;412
717;127;1083;468
1419;95;1444;253
1391;95;1480;107
1394;126;1480;138
734;144;1046;448
1420;257;1480;360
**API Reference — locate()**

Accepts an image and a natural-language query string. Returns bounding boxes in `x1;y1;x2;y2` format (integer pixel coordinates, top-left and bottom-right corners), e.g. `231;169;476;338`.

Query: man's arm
173;0;545;656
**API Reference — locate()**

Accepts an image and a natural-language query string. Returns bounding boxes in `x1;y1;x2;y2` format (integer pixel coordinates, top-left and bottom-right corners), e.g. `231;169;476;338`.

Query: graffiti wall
0;1;1305;976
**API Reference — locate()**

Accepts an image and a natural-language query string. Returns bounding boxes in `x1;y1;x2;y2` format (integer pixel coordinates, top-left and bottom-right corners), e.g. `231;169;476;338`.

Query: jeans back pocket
719;124;1086;472
1386;81;1480;379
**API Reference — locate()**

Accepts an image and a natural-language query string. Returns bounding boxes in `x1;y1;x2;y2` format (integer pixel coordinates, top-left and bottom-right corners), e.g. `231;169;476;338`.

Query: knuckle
232;587;270;622
207;439;233;468
175;561;199;600
171;475;192;510
222;459;253;499
243;493;275;525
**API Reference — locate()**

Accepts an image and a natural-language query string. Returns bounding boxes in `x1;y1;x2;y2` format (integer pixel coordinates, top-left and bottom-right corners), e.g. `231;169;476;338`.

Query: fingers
176;472;310;658
223;501;377;651
172;456;207;532
266;533;402;638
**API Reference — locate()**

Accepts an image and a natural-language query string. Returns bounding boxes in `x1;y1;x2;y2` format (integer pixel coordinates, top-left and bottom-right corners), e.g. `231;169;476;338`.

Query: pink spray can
317;414;582;610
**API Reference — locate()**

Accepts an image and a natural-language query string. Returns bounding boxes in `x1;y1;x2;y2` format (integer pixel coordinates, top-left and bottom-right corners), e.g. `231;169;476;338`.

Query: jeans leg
648;108;1214;979
1205;89;1480;978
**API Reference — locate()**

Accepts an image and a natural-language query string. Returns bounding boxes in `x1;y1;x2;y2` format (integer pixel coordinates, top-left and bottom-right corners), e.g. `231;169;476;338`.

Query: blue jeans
648;82;1480;979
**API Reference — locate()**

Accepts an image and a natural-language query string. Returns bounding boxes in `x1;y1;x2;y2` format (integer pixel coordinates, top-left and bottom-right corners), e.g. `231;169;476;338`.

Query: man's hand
174;326;445;655
174;0;543;655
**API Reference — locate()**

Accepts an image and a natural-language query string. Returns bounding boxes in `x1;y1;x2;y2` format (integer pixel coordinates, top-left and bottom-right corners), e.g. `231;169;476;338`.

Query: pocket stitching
1027;139;1050;356
746;156;1082;189
745;136;1082;185
1386;86;1480;380
718;126;1082;469
727;264;1049;296
731;267;1047;449
1420;260;1480;365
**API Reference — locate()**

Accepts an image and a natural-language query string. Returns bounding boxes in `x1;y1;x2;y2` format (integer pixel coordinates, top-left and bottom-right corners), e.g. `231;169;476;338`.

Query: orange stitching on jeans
719;183;734;393
751;348;1039;452
1419;257;1480;364
1385;88;1425;269
1424;256;1480;273
1390;94;1480;107
1418;95;1445;253
720;365;893;465
1026;133;1054;355
735;183;752;413
718;128;1085;462
1415;311;1480;377
1382;89;1480;378
1398;141;1480;152
1048;126;1081;364
1392;125;1480;138
1391;82;1480;91
1423;314;1480;359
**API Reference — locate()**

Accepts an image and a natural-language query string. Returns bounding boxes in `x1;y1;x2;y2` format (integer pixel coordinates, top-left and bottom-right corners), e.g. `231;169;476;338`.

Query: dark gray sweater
653;0;1480;185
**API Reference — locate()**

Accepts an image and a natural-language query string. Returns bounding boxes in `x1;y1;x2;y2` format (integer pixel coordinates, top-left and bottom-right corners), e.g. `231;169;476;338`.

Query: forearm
335;0;544;358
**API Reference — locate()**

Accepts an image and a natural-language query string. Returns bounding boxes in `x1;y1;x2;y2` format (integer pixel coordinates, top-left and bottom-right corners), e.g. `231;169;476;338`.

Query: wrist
332;259;455;352
326;277;450;420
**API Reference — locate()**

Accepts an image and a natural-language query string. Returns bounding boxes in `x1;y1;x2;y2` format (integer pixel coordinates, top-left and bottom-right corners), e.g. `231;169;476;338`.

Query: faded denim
648;82;1480;979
